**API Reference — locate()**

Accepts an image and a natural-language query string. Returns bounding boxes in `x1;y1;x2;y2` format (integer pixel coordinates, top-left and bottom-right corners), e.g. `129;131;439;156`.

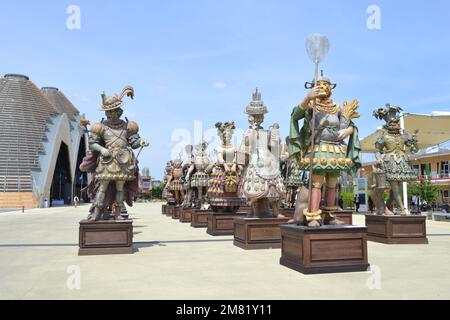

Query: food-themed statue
280;140;304;208
238;89;286;218
208;121;247;212
372;104;418;216
80;86;149;221
288;72;361;227
186;141;213;210
166;158;185;206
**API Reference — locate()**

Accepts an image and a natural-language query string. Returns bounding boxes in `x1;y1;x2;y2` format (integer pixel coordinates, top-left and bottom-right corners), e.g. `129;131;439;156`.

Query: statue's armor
90;121;139;181
286;161;304;187
191;154;210;187
376;132;417;182
208;146;239;195
241;128;285;200
298;103;353;173
169;166;184;191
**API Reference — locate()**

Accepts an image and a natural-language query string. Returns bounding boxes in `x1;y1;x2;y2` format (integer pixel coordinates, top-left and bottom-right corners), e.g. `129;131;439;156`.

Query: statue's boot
400;208;411;216
384;207;394;216
115;191;126;220
88;207;101;222
324;187;344;225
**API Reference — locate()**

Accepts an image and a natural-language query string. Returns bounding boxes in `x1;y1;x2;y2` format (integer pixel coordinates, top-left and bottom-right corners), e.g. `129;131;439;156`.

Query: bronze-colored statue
186;141;213;210
161;160;175;204
372;104;418;216
280;140;304;208
166;158;185;206
238;89;286;218
80;86;149;221
181;145;195;208
288;72;361;227
208;121;246;212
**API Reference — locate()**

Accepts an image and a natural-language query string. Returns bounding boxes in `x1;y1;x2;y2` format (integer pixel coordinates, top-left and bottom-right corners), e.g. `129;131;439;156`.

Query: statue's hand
140;139;150;147
337;127;353;141
307;87;325;101
101;148;112;157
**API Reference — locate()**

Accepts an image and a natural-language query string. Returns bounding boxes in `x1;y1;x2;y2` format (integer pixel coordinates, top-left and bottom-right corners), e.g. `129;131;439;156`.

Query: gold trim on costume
303;208;323;221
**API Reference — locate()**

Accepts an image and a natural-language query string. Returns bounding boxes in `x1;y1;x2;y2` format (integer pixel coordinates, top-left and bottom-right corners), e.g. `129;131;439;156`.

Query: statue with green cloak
288;72;361;227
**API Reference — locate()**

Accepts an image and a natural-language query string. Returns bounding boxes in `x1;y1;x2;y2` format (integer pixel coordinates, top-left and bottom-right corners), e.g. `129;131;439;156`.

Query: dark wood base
179;208;193;223
239;205;253;215
333;210;353;225
79;219;134;256
161;204;167;215
166;205;176;217
207;212;247;236
365;214;428;244
280;224;369;274
171;206;181;219
282;208;295;218
191;209;211;227
233;217;290;249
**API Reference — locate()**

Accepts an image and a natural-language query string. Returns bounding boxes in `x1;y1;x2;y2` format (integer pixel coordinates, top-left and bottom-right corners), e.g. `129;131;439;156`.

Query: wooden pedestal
191;210;211;227
207;212;247;236
161;204;167;215
239;205;253;215
282;208;295;218
79;219;134;256
365;215;428;244
166;205;176;217
280;224;369;274
333;210;353;225
233;217;290;249
171;206;181;219
179;209;193;223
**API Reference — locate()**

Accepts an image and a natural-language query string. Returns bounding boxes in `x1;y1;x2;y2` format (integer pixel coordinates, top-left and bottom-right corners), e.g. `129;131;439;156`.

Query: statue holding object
288;72;361;227
371;104;418;216
79;86;149;221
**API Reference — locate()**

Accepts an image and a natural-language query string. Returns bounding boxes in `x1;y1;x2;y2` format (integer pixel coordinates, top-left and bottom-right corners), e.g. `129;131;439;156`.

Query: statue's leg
198;187;204;210
89;180;110;221
385;186;395;214
325;174;344;225
304;175;324;227
391;181;409;215
114;180;126;220
292;186;308;225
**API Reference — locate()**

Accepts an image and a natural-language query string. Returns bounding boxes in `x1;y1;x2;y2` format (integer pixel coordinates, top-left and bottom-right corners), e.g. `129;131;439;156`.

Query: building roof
41;87;79;120
360;113;450;153
0;74;58;183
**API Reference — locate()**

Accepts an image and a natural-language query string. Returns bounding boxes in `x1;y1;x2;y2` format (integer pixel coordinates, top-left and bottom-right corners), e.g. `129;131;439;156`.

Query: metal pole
307;61;319;212
400;115;408;211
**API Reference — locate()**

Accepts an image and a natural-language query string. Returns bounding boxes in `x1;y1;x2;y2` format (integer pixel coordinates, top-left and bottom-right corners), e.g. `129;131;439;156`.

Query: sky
1;0;450;179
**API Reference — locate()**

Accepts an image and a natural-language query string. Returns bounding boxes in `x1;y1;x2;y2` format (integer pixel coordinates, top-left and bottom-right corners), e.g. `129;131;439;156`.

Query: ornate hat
245;88;268;115
305;70;337;89
99;85;134;111
373;103;403;129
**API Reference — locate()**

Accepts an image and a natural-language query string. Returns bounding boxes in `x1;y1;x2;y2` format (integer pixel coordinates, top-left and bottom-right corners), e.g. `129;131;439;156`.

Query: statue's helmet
100;85;134;111
245;88;268;115
304;70;336;90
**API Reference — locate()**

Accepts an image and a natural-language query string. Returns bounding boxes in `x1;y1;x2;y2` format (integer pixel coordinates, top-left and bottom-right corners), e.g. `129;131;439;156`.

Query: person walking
73;195;79;208
354;194;360;213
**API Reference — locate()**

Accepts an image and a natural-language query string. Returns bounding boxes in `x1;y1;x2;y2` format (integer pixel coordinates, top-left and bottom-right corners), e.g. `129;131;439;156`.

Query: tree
408;180;439;209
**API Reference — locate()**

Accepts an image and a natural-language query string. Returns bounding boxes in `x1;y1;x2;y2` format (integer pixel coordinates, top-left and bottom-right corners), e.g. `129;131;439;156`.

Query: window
441;161;450;178
444;190;450;198
421;163;431;177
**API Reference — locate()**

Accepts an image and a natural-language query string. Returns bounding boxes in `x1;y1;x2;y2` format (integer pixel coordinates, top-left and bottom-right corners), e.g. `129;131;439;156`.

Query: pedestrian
44;198;48;208
354;194;360;213
368;196;374;213
338;197;344;209
73;195;79;208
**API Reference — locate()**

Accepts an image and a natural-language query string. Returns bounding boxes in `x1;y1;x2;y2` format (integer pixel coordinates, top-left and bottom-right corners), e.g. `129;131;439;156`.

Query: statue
181;145;195;208
208;121;247;212
280;139;305;208
166;158;185;206
80;86;149;221
288;72;361;227
372;104;418;216
238;89;286;218
161;161;175;204
186;141;213;210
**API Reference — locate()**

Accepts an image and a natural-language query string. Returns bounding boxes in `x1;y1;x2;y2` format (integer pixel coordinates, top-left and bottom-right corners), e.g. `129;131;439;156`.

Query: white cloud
213;81;227;89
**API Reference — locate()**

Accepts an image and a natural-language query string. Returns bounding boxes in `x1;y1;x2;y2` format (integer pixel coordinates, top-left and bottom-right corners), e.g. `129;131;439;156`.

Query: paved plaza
0;202;449;300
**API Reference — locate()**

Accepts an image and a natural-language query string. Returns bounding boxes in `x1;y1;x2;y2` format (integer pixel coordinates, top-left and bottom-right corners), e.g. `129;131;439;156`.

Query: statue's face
316;80;332;99
105;108;123;119
248;114;264;128
222;128;233;144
